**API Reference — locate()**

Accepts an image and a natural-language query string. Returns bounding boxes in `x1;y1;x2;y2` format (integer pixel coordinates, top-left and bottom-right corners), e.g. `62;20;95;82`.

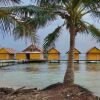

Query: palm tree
0;0;100;87
0;4;57;39
0;2;38;40
36;0;100;86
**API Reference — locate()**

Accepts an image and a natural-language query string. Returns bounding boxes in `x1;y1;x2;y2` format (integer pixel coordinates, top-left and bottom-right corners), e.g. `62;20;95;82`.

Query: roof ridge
86;46;100;53
47;47;60;53
66;48;81;54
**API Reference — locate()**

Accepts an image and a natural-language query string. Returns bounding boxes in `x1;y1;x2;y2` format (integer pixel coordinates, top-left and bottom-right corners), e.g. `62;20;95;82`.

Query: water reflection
48;63;60;71
25;67;39;72
0;62;100;96
23;63;47;73
86;63;100;71
74;63;80;71
0;65;24;72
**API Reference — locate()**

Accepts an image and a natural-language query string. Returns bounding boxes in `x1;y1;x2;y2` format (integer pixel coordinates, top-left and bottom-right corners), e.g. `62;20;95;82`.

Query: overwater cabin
16;52;26;60
86;47;100;62
29;51;44;60
0;48;15;60
67;48;81;63
22;44;44;60
47;47;60;62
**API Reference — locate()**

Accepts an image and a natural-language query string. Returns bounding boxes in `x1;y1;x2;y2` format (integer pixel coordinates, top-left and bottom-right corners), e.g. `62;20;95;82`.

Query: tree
0;1;38;40
0;3;57;40
36;0;100;86
0;0;100;87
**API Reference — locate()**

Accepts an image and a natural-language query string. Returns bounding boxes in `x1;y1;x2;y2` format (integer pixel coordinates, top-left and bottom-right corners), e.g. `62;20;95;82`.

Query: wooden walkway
0;60;16;67
0;59;100;67
0;59;47;67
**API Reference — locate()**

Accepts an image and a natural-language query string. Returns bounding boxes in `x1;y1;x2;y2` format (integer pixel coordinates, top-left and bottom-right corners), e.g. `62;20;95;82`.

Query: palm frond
72;0;81;9
90;10;100;20
0;7;17;33
11;4;59;17
43;25;62;50
13;21;36;39
12;19;39;43
11;5;45;16
24;15;56;29
14;5;58;29
80;0;100;17
0;10;14;33
0;0;20;4
82;0;100;9
0;4;57;32
36;0;69;5
75;20;89;34
88;25;100;42
76;21;100;41
0;8;10;17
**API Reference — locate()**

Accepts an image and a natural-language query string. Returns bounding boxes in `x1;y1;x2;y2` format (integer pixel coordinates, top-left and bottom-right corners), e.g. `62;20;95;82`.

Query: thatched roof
66;48;81;54
0;48;16;54
86;47;100;54
47;47;60;54
23;44;43;52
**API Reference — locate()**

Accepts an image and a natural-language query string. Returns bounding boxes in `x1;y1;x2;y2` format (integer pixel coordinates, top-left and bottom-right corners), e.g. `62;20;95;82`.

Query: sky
0;0;100;53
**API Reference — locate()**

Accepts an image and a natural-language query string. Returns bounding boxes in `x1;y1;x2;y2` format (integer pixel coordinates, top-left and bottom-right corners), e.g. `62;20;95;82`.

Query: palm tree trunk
64;27;75;86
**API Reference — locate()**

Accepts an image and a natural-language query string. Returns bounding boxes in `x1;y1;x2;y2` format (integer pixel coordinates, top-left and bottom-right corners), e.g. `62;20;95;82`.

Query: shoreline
0;83;100;100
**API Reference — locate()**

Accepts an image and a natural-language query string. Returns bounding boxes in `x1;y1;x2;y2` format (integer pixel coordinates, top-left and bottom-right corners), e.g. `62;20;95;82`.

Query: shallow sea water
0;62;100;96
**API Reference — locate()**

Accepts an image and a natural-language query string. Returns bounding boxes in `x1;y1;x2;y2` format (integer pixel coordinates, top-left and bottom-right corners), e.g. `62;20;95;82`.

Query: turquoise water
0;62;100;96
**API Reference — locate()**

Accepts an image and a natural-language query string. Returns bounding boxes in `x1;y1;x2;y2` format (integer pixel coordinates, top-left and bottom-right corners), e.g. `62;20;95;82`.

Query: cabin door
26;53;30;60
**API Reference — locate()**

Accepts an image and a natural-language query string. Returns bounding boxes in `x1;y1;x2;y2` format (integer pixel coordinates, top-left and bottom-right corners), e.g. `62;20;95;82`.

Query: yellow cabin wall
47;48;60;60
98;54;100;60
30;53;43;60
86;54;100;60
16;53;26;60
0;54;9;60
74;54;79;60
67;49;80;61
0;48;9;60
0;48;14;60
86;48;100;60
48;54;60;60
67;53;79;60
